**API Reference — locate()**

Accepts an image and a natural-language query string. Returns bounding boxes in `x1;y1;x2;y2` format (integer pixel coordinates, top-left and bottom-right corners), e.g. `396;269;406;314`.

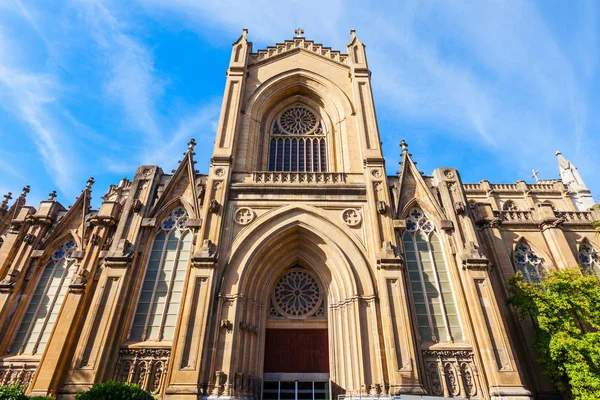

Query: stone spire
556;151;595;210
556;151;587;190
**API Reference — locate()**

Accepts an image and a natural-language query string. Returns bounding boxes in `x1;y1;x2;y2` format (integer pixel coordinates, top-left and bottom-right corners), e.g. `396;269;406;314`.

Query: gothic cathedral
0;29;598;400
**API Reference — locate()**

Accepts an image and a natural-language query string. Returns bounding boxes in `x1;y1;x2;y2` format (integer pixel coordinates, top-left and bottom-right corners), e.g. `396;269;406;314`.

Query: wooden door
264;329;328;373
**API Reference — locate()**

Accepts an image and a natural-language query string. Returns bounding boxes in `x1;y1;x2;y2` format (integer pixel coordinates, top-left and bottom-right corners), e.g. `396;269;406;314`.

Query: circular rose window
278;105;319;135
273;269;323;318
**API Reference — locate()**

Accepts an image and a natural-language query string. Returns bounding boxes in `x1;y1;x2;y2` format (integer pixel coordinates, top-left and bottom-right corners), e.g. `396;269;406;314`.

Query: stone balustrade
252;171;346;185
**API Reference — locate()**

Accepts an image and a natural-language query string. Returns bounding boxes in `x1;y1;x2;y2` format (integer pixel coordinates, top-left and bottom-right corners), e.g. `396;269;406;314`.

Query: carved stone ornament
444;170;455;179
234;207;254;225
214;168;225;177
22;233;35;245
342;209;361;227
131;198;143;213
208;199;220;213
220;319;233;332
113;348;170;394
371;169;382;179
376;201;387;214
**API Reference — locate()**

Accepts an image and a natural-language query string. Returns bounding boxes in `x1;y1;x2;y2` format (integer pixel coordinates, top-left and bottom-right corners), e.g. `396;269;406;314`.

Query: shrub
0;384;28;400
508;267;600;400
29;397;54;400
75;381;154;400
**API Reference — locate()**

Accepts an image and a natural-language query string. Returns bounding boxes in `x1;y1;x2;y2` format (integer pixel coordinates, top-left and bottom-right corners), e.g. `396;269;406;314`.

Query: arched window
268;104;327;172
502;201;518;211
10;239;77;355
130;207;192;341
578;241;600;279
513;241;545;282
402;207;462;343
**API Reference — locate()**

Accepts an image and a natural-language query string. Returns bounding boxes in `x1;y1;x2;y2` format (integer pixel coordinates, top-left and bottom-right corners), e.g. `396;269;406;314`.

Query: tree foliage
75;381;154;400
508;267;600;400
0;384;28;400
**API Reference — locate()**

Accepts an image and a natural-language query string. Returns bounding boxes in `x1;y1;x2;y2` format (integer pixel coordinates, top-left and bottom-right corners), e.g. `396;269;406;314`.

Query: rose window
278;106;319;135
268;104;327;172
272;269;323;318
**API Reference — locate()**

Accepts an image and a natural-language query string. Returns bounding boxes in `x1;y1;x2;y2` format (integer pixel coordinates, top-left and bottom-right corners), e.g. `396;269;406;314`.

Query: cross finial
86;177;95;190
294;28;304;38
531;169;539;182
188;138;197;151
399;139;408;154
1;192;12;210
48;190;57;201
21;185;30;198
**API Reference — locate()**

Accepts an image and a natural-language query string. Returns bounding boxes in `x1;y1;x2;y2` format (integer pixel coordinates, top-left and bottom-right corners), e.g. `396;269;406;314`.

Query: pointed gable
396;140;446;221
149;139;202;219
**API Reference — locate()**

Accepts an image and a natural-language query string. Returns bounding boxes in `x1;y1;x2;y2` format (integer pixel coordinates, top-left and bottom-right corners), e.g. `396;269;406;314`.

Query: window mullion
158;231;184;340
412;233;435;341
32;259;73;354
142;232;169;341
426;235;453;342
19;258;60;354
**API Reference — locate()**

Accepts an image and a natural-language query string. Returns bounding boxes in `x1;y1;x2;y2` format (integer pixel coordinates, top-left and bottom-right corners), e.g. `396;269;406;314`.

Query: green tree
0;383;28;400
508;267;600;400
75;381;154;400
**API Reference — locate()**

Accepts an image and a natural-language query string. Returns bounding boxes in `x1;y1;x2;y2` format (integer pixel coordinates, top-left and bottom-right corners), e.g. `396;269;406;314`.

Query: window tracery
268;267;325;319
502;201;519;211
10;239;77;355
578;241;600;279
513;241;545;283
130;207;191;341
268;104;327;172
402;207;462;343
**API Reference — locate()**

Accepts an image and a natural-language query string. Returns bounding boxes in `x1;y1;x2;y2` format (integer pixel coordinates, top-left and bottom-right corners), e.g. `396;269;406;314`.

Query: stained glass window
513;241;545;283
130;207;192;341
402;207;462;343
268;104;327;172
10;240;77;355
268;266;325;320
578;241;600;279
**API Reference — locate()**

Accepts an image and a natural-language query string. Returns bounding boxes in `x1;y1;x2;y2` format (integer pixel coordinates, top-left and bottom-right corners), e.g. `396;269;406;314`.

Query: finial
555;151;562;156
20;185;30;198
531;169;539;182
188;138;197;151
48;190;57;201
350;29;356;37
399;140;408;154
242;28;248;37
86;177;95;190
1;192;12;210
294;28;304;38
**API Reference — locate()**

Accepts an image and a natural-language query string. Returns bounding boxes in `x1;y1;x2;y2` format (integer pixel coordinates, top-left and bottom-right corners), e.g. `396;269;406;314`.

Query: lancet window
130;207;192;341
9;240;77;355
513;241;545;283
268;104;327;172
402;208;462;343
578;241;600;279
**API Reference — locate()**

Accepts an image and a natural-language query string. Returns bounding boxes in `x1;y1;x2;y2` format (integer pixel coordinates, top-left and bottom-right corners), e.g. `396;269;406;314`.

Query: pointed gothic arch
241;69;355;172
8;238;78;356
128;205;192;342
578;239;600;279
512;239;548;283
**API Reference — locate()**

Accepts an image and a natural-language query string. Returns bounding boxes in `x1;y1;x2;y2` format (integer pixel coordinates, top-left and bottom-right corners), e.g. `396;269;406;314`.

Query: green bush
75;381;154;400
0;383;28;400
29;397;54;400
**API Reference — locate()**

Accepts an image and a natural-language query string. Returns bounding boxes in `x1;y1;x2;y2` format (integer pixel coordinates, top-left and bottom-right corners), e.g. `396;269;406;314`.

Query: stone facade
0;29;597;400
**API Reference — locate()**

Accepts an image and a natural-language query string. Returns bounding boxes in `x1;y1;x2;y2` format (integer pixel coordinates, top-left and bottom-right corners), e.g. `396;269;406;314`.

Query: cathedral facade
0;30;598;400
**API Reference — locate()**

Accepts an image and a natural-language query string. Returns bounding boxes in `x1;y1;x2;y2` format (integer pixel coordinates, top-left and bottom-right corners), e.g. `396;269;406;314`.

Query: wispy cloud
76;0;163;142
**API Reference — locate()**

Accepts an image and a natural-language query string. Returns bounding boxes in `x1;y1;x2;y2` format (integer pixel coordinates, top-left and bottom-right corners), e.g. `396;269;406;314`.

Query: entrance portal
263;267;329;400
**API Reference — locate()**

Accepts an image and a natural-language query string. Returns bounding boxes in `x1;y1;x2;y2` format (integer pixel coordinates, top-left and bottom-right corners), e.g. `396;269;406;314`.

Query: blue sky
0;0;598;208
